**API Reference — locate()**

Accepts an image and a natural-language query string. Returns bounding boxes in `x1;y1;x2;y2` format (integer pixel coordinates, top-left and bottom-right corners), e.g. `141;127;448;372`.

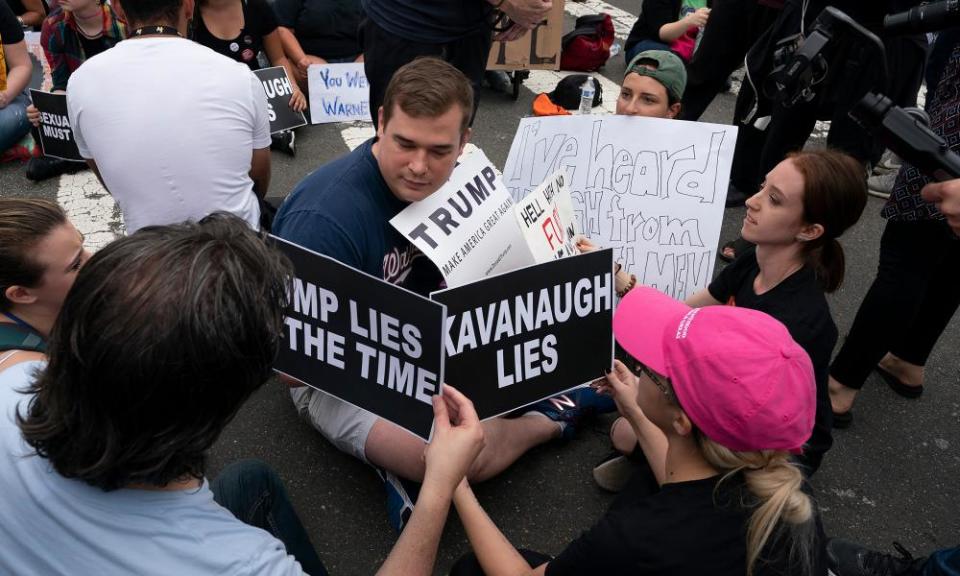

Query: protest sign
390;149;535;287
30;90;83;161
254;67;307;134
503;115;738;301
514;169;580;262
431;248;613;420
308;63;370;124
271;236;447;441
487;0;564;71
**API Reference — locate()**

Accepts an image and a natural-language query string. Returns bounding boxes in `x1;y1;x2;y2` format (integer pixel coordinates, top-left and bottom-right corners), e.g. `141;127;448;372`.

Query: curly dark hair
18;213;292;491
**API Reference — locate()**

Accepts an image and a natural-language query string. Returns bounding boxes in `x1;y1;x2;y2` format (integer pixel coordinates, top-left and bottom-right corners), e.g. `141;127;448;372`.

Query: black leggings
830;219;960;389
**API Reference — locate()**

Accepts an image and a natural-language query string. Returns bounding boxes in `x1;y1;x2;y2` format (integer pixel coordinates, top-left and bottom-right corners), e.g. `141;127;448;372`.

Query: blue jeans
924;548;960;576
211;460;328;576
0;89;31;153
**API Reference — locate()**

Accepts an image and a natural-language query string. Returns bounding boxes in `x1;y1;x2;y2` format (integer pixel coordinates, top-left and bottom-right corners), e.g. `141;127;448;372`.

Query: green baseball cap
624;50;687;102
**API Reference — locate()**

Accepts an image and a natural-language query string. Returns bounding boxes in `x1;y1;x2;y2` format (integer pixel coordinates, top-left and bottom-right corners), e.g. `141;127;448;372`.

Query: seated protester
24;0;126;181
0;213;486;576
616;49;686;119
273;57;596;532
0;2;32;156
5;0;46;30
0;198;89;358
596;150;867;487
66;0;271;233
623;0;710;64
272;0;363;88
191;0;306;156
450;286;828;576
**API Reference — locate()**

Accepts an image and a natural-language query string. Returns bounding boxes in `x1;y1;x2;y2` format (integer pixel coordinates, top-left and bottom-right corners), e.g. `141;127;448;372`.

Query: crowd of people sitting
1;0;959;574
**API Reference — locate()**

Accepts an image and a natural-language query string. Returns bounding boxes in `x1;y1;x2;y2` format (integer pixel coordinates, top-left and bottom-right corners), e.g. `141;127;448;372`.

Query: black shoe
271;131;296;157
875;365;924;399
25;156;85;182
827;538;926;576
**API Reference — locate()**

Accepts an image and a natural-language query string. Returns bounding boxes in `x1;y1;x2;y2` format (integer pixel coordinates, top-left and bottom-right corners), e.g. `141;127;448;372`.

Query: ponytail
808;237;846;293
698;434;816;576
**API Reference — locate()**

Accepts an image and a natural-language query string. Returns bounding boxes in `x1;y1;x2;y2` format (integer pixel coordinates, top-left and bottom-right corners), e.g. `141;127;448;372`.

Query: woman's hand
26;103;41;126
684;7;710;28
575;235;598;254
594;359;643;420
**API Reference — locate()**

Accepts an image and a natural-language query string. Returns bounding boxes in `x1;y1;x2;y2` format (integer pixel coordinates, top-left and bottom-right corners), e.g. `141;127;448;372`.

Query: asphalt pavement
0;1;957;573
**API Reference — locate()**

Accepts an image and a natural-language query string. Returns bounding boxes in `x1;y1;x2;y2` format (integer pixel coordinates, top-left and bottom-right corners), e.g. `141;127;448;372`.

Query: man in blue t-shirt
273;57;581;531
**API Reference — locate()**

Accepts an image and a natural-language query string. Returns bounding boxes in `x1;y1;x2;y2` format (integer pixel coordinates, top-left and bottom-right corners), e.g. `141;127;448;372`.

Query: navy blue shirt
362;0;491;43
273;139;442;294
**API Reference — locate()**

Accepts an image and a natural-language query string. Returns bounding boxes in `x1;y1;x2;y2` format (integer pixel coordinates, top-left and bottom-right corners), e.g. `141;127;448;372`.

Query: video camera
764;3;960;182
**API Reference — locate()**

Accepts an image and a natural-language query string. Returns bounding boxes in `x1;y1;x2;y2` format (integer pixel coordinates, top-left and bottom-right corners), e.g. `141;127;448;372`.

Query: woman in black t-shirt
599;149;868;478
191;0;306;153
451;288;826;576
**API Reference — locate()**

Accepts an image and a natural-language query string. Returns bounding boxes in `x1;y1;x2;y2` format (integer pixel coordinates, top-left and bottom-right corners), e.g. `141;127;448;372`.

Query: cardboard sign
514;169;580;262
503;115;738;301
487;0;564;71
254;67;307;134
390;149;535;287
272;236;447;441
431;248;614;420
307;63;370;124
30;90;83;161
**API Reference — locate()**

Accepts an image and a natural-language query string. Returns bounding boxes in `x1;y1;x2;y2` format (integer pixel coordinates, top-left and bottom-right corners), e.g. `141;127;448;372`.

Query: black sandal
876;365;924;398
832;409;853;429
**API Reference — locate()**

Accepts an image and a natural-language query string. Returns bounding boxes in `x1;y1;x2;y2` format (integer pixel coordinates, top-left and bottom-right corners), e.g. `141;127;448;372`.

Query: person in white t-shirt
65;0;271;233
0;213;486;576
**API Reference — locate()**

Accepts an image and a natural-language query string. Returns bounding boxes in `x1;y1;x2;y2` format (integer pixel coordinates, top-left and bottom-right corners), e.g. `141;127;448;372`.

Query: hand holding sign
254;67;307;134
30;90;83;161
423;385;486;494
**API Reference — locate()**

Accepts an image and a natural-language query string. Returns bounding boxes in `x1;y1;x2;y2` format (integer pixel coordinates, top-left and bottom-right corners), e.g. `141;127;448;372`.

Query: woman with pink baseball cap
449;286;825;576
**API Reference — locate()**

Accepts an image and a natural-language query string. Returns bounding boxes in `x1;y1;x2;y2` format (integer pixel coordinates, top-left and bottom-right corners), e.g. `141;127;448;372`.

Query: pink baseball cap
613;286;816;454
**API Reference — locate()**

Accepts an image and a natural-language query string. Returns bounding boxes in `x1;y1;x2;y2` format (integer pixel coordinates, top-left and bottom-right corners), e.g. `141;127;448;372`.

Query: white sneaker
867;171;897;200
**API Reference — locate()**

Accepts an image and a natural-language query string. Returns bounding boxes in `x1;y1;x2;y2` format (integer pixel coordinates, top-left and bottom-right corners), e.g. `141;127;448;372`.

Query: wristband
616;274;637;298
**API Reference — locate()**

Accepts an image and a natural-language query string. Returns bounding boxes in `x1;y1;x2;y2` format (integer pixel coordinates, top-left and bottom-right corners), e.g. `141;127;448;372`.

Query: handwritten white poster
390;150;534;287
307;63;370;124
514;169;580;262
503;115;737;301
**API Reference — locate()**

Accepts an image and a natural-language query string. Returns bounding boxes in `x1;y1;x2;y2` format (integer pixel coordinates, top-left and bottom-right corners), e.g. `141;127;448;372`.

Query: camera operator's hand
921;179;960;236
498;0;552;30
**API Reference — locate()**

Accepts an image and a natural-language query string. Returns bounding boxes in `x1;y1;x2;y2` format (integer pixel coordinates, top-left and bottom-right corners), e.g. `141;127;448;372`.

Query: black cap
548;75;602;110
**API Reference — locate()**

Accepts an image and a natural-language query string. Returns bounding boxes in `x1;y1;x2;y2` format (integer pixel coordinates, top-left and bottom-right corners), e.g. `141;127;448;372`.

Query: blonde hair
696;432;816;576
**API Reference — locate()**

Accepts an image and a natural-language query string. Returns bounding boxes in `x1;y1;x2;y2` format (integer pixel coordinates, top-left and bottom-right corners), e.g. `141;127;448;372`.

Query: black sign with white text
431;249;614;420
272;236;447;441
255;67;307;134
30;90;83;161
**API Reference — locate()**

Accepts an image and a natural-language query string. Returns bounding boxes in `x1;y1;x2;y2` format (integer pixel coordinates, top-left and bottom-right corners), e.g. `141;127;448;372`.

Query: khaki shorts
289;386;377;463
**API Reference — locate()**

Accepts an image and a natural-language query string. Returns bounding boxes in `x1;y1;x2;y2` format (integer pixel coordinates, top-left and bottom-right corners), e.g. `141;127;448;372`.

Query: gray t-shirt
0;360;305;576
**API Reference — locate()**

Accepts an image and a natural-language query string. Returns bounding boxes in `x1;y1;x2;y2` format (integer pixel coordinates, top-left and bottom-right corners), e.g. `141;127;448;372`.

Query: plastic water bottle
579;77;595;115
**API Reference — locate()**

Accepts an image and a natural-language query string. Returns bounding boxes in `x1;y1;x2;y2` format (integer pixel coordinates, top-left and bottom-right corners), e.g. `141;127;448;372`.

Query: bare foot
828;376;858;414
878;353;924;388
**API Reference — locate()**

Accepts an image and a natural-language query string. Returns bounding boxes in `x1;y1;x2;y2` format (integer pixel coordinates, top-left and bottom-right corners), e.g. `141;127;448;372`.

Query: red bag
560;14;615;72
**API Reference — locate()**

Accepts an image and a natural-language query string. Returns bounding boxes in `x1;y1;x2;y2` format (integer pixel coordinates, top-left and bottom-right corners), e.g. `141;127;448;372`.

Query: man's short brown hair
381;57;474;134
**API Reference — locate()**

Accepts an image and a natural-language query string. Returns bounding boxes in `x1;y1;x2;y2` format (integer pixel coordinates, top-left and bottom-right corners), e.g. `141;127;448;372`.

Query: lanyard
1;310;41;335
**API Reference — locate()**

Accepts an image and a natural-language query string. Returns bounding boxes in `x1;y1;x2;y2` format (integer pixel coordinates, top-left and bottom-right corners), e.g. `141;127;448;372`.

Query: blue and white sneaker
375;468;420;533
523;386;611;440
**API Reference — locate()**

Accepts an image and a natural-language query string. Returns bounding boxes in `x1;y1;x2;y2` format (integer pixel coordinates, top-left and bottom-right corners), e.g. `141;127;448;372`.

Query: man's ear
5;285;38;307
376;106;385;139
459;127;472;153
797;222;825;242
667;102;682;119
181;0;195;27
